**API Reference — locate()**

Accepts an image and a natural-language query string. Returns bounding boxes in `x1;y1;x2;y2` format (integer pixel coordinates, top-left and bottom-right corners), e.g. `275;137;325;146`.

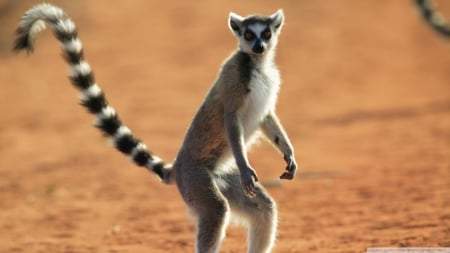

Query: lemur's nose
252;40;265;54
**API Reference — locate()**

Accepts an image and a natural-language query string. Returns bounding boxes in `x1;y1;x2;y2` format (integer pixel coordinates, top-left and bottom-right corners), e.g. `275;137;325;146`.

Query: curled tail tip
13;27;40;54
13;36;33;53
13;24;40;53
13;5;49;54
13;3;76;54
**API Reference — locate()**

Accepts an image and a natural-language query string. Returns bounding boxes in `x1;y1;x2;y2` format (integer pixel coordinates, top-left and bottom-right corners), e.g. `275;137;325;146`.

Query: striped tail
14;3;174;184
415;0;450;38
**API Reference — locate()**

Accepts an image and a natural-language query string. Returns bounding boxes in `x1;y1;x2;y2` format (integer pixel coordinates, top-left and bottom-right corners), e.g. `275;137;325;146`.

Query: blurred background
0;0;449;252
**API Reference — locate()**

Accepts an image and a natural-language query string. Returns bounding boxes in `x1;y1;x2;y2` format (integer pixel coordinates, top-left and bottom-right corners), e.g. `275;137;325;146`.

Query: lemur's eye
244;31;254;41
262;30;271;40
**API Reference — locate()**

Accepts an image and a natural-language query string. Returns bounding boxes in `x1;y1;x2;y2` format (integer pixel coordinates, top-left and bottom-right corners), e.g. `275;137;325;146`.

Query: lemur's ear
229;12;244;35
270;9;284;32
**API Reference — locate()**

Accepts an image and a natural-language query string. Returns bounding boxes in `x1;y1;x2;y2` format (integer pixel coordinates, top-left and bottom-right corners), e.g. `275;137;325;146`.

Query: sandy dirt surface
0;1;449;252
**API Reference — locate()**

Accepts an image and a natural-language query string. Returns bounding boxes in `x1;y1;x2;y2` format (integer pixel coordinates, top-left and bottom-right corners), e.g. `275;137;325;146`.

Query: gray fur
173;9;297;253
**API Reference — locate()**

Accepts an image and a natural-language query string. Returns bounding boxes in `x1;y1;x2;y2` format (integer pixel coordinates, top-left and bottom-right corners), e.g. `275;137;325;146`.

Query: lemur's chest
240;66;280;134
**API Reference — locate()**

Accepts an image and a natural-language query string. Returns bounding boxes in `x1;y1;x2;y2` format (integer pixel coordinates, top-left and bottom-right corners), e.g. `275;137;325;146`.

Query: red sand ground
0;1;449;252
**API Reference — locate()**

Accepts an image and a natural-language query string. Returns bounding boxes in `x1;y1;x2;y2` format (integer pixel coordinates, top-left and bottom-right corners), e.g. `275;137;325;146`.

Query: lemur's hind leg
177;167;230;253
218;171;277;253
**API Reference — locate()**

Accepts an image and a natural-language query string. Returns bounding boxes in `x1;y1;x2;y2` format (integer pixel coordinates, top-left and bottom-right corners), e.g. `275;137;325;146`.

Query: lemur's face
228;9;284;55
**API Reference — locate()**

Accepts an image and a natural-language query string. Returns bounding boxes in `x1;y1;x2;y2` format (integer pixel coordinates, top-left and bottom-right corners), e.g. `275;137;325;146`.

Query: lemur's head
228;9;284;55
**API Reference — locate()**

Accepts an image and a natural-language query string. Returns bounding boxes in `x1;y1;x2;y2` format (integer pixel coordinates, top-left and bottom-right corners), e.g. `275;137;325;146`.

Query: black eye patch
261;28;272;40
243;30;256;41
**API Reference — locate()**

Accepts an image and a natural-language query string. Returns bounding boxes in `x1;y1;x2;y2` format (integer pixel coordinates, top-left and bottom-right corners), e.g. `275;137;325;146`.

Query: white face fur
228;9;284;55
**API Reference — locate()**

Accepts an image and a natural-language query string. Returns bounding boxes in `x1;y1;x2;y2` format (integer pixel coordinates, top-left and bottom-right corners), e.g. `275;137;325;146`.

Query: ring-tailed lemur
14;4;297;253
415;0;450;37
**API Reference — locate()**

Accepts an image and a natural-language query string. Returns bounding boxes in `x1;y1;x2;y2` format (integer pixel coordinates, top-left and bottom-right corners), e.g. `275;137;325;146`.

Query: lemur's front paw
280;155;297;180
240;167;259;197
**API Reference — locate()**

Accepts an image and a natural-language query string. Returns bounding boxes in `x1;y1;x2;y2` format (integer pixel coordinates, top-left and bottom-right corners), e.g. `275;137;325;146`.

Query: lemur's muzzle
252;39;265;54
